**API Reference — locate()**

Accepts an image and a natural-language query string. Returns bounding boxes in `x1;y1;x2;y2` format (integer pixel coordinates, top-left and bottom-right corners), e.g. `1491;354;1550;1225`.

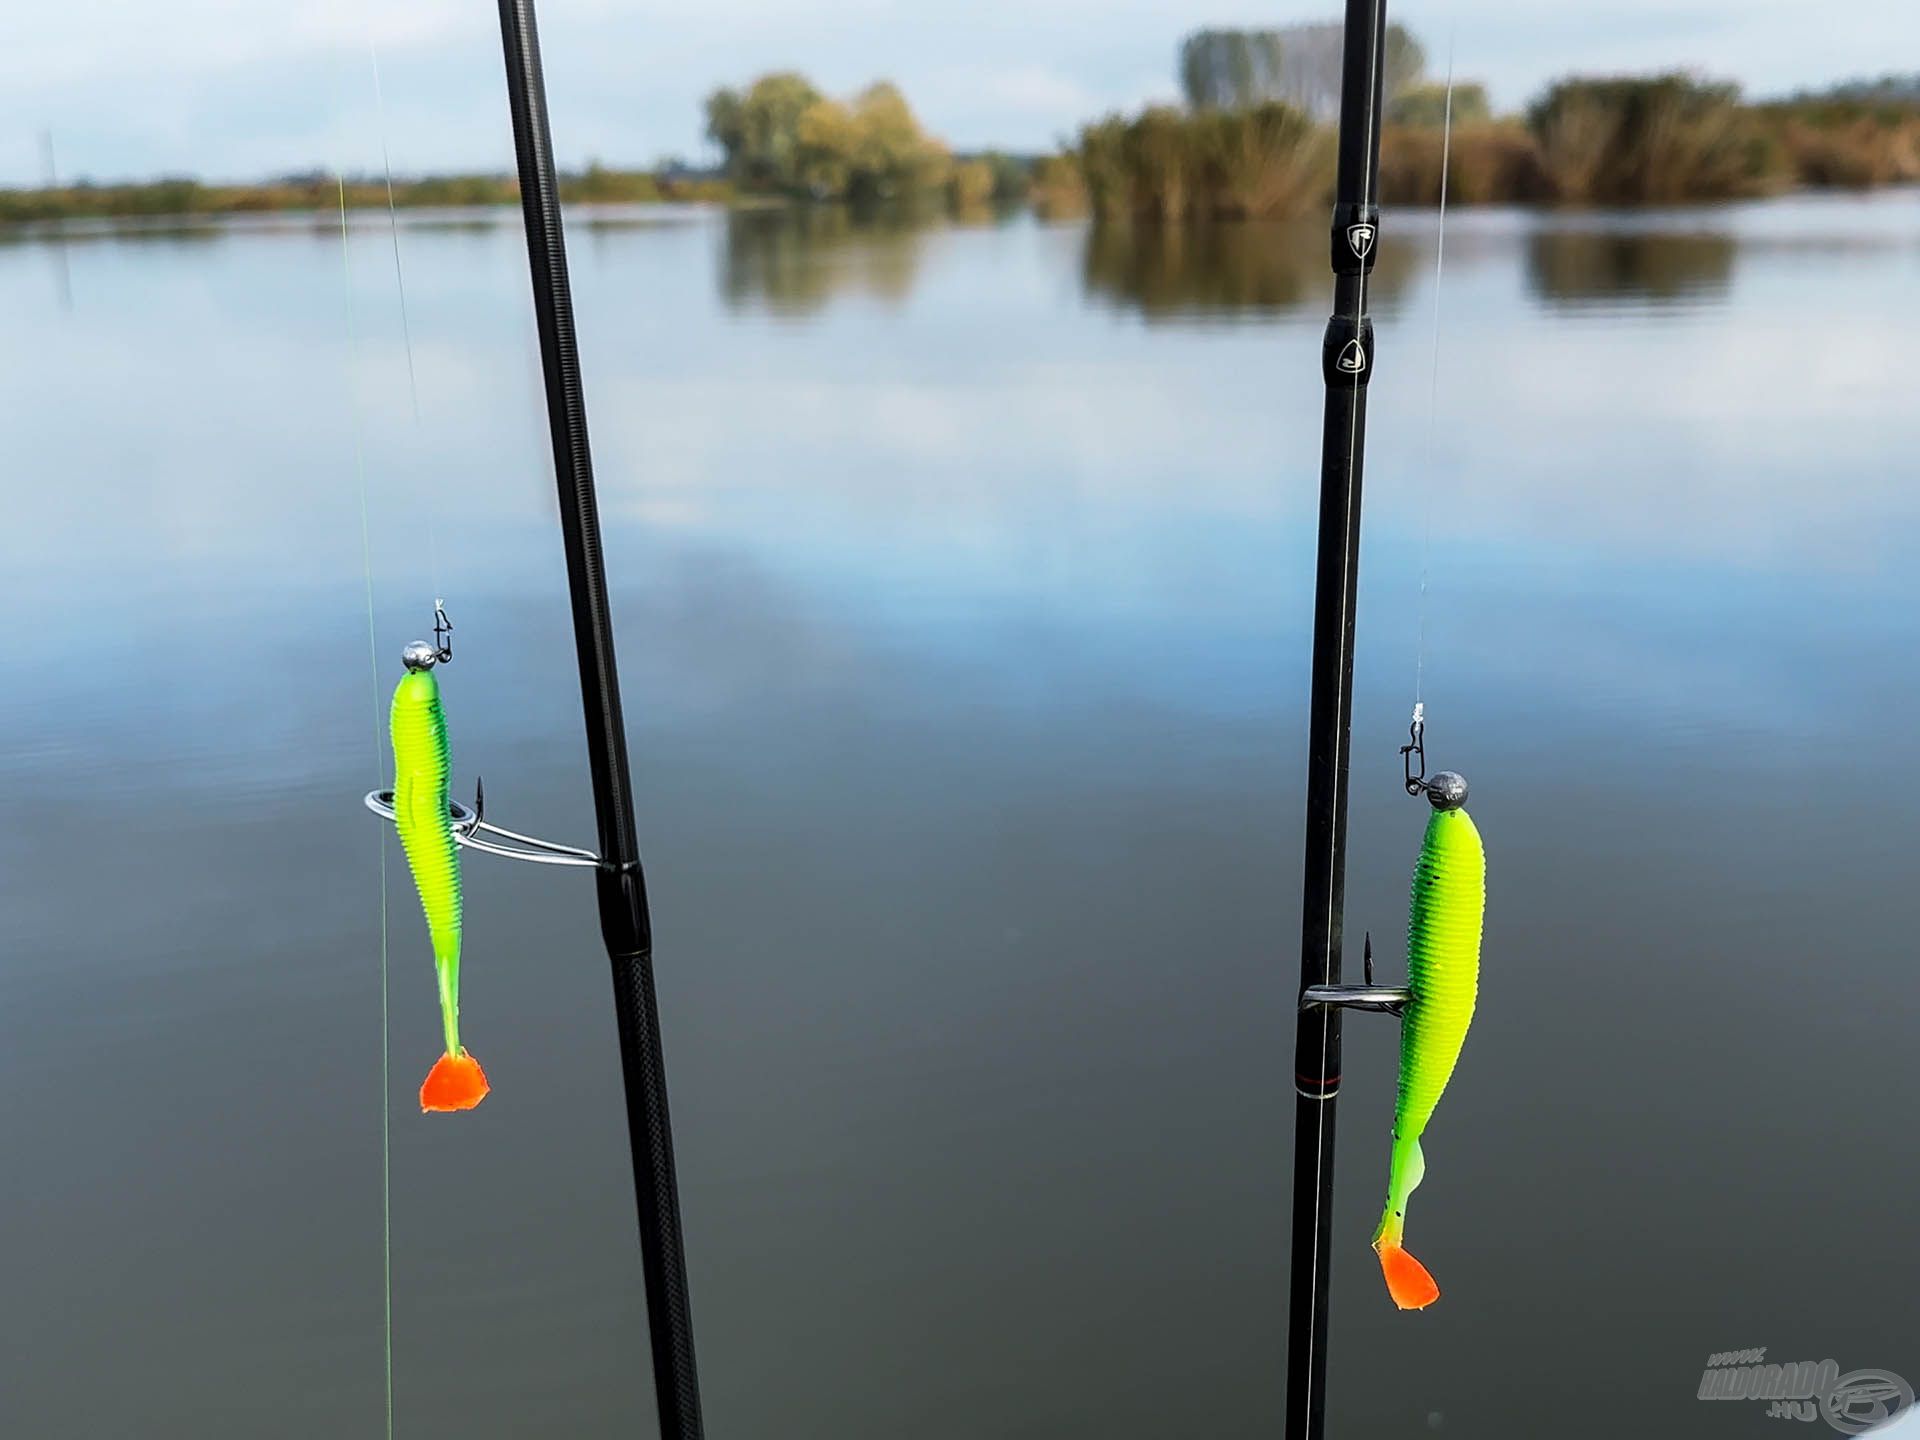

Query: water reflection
719;210;1428;322
720;207;932;316
1080;220;1417;319
0;218;233;248
1525;226;1735;310
2;193;1917;1440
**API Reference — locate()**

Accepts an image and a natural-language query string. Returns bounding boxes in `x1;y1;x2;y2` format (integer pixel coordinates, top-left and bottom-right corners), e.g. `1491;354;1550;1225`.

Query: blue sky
3;0;1912;184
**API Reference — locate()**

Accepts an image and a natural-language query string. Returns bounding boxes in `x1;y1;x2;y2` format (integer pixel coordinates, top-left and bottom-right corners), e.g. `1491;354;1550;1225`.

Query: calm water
2;192;1916;1438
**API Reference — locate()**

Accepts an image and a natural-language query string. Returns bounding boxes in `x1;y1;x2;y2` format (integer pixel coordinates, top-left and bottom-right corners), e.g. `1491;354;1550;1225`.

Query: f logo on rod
1346;223;1376;259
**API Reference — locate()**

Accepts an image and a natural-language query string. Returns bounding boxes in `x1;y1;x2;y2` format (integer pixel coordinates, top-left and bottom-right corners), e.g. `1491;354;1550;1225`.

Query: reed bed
1526;76;1785;204
1057;72;1916;218
1076;103;1332;221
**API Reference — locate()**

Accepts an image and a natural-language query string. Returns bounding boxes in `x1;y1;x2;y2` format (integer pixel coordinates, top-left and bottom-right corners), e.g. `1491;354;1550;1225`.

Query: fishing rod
491;0;705;1432
1283;0;1395;1436
1283;0;1487;1429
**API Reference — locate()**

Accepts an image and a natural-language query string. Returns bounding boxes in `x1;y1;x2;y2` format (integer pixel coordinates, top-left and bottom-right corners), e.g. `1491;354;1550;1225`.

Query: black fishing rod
1284;1;1390;1438
492;2;705;1434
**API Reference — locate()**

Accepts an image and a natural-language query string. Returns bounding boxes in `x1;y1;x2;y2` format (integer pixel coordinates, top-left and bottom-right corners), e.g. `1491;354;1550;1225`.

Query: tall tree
1178;22;1426;119
704;72;950;200
1181;30;1286;110
1385;25;1428;102
705;72;824;188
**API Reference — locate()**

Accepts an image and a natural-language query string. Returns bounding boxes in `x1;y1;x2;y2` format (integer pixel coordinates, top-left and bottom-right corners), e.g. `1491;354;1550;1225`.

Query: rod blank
1285;3;1392;1439
492;1;706;1434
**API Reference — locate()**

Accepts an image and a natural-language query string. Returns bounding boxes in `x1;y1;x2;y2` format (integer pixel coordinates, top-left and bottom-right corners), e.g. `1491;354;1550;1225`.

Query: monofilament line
367;36;442;611
337;172;397;1440
1414;38;1456;712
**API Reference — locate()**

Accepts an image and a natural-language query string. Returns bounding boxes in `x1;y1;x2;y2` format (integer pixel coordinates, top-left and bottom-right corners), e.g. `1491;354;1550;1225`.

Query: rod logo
1346;222;1376;259
1336;339;1368;374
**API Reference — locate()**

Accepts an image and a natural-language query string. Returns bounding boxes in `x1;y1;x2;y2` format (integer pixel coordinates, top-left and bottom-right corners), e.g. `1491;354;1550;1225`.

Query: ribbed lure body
391;668;488;1111
1372;805;1483;1308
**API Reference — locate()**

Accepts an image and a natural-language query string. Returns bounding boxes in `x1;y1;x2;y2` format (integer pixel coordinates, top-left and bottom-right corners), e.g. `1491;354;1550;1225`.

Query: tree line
3;37;1914;229
1052;26;1920;220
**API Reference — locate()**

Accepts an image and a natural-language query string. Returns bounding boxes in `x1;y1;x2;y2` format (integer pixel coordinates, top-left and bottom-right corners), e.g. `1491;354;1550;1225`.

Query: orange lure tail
1375;1241;1440;1310
421;1051;490;1112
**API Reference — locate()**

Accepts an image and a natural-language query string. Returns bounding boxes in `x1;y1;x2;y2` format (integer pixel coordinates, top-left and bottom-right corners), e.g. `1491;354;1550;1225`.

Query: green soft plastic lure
391;661;490;1112
1371;798;1484;1309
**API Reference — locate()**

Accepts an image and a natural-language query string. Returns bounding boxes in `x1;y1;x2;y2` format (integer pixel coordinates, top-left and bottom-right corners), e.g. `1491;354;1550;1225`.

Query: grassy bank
0;166;730;227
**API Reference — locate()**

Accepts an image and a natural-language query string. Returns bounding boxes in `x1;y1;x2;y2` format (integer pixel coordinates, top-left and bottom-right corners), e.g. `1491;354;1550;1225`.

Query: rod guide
364;789;600;868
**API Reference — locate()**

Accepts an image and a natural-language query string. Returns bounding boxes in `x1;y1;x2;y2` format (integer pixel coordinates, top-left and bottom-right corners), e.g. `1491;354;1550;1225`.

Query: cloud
3;0;1916;182
6;0;474;90
939;65;1101;122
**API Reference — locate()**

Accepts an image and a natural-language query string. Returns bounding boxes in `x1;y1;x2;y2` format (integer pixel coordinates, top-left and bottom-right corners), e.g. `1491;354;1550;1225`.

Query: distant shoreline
7;179;1904;240
12;49;1919;228
0;167;734;229
7;80;1918;232
5;181;1913;240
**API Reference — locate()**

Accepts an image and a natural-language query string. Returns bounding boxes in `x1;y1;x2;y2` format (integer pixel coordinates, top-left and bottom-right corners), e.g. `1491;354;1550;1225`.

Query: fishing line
40;129;74;312
366;37;443;614
336;170;397;1440
367;44;421;424
1414;39;1457;714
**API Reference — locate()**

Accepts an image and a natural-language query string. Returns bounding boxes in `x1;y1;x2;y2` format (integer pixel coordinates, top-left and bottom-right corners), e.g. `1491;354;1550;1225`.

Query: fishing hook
1302;931;1412;1016
364;787;601;868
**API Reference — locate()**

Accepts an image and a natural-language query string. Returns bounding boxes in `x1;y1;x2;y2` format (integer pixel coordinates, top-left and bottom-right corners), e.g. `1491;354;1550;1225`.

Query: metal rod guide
363;790;599;869
1301;933;1412;1016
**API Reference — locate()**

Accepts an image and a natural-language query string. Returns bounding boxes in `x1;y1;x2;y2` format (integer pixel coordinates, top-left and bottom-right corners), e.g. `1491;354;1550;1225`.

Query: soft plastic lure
391;656;490;1112
1372;792;1484;1309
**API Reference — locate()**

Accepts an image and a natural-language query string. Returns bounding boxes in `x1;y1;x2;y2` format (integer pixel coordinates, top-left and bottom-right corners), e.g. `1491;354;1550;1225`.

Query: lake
1;191;1916;1437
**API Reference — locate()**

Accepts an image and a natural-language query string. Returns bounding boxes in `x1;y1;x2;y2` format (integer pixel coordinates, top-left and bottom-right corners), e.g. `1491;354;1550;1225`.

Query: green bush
705;73;950;201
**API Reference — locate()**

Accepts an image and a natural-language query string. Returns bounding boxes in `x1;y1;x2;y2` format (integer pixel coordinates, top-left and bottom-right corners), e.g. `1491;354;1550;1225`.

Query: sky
2;0;1914;185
